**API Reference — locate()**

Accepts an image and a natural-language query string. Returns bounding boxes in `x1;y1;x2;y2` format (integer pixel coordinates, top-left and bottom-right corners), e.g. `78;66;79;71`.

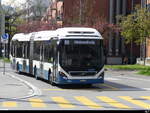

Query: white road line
105;77;120;81
1;72;4;76
120;88;150;91
112;75;150;82
142;88;150;91
0;109;9;110
6;72;42;99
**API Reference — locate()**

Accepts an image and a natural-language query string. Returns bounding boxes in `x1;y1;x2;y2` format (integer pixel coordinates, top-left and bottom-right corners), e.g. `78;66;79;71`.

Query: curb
4;72;42;100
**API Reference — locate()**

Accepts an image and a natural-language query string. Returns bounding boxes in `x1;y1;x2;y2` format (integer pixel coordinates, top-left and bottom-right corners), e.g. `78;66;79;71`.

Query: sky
1;0;51;8
1;0;26;8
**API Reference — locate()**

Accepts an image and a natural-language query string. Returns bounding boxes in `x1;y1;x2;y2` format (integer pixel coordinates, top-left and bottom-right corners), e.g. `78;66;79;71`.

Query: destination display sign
74;40;95;45
64;40;96;45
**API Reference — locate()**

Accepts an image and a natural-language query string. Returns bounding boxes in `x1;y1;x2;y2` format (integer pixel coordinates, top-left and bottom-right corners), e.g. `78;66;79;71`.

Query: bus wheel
16;63;20;74
86;84;92;87
49;72;55;86
48;70;51;82
34;66;38;80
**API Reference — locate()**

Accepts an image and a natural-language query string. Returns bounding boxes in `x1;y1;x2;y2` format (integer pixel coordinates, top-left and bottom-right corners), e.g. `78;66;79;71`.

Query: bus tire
16;63;20;74
48;69;51;82
50;76;55;86
86;84;92;87
34;66;38;80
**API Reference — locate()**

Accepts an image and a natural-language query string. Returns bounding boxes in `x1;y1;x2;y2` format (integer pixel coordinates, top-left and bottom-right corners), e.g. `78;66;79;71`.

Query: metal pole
3;43;5;75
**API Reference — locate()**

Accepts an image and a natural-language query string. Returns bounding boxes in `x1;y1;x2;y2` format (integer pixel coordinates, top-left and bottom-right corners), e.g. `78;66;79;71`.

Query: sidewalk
0;60;31;99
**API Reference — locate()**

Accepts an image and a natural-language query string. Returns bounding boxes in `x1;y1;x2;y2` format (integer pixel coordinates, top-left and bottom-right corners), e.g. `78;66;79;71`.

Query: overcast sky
1;0;26;7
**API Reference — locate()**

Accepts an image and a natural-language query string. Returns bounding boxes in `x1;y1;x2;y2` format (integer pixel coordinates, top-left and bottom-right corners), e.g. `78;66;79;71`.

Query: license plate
80;80;86;82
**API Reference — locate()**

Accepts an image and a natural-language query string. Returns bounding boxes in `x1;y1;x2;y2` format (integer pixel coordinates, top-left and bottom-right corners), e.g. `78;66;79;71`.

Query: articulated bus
10;27;105;85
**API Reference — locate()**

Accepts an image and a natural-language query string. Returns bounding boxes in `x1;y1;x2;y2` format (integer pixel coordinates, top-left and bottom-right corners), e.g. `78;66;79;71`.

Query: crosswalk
0;96;150;109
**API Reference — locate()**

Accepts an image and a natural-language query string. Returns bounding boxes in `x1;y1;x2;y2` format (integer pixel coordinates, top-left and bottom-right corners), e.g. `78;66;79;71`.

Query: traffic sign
1;33;9;44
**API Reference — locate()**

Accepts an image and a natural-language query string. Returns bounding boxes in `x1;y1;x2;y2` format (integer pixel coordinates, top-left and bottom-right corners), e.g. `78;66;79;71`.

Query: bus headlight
59;71;68;80
98;72;104;78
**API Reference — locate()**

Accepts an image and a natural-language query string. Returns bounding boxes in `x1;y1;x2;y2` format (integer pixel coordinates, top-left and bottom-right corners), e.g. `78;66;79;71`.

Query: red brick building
42;0;142;64
42;0;63;27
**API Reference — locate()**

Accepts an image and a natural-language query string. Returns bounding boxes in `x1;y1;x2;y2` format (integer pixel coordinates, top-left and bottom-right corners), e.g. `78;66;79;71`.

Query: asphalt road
0;61;150;110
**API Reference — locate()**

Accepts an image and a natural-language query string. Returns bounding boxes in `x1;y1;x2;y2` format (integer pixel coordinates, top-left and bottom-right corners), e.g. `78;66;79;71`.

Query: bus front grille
69;71;97;77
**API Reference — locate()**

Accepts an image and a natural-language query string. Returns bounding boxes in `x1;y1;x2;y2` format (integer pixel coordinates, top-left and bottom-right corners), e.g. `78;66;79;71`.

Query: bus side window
16;42;23;58
22;42;25;58
34;42;40;61
12;42;14;57
27;42;30;59
14;45;16;57
49;44;53;63
11;42;14;57
15;43;17;57
44;42;53;63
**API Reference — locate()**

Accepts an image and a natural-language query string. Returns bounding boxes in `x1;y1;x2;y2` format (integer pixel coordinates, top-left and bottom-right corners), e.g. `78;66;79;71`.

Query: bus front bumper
56;75;104;85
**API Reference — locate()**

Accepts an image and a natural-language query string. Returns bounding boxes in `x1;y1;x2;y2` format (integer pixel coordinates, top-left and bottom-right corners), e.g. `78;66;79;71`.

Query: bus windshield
59;39;104;70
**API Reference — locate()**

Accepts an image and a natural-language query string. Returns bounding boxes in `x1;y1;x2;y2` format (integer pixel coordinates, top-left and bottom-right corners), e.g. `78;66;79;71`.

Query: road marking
142;88;150;91
119;96;150;109
96;96;130;109
43;89;65;91
2;101;17;107
101;83;119;90
105;77;120;81
51;97;75;108
141;96;150;100
29;98;46;108
74;96;102;109
0;109;8;110
1;72;4;76
118;88;150;91
115;76;150;82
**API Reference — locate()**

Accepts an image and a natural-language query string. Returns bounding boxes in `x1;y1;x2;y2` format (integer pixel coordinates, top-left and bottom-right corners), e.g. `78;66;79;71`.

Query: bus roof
11;27;103;42
33;30;56;41
11;33;31;42
56;27;103;39
11;31;56;42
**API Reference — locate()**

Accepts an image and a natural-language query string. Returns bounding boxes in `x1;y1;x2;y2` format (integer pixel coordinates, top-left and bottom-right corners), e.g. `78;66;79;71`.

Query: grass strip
105;65;150;76
0;58;10;63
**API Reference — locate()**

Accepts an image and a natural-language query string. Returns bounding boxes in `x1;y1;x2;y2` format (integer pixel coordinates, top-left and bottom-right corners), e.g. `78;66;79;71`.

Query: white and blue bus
10;27;105;85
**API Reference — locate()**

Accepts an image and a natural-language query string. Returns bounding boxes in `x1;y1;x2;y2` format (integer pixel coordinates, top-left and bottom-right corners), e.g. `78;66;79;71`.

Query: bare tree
24;0;51;21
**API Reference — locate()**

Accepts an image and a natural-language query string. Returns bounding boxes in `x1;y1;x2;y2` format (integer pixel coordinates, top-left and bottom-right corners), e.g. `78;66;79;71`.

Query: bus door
14;43;17;70
22;43;26;72
40;43;44;78
29;35;34;75
12;42;16;69
52;40;58;82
